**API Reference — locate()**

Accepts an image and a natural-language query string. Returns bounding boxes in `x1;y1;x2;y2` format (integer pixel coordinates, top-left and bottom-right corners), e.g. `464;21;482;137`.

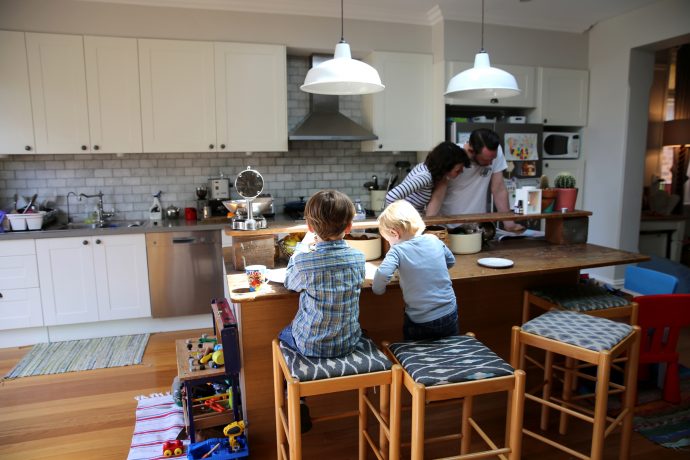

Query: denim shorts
278;324;298;350
403;310;458;341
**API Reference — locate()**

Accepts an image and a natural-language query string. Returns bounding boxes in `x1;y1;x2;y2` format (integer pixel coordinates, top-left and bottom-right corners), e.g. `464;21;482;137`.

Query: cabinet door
93;235;151;320
444;61;535;108
26;33;91;154
0;288;43;330
530;68;589;126
36;237;99;325
362;52;433;152
139;39;216;153
215;42;287;152
543;159;586;209
84;36;143;153
0;31;36;154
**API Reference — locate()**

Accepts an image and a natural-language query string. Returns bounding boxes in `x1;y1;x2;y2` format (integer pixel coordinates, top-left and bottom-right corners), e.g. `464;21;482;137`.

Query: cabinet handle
543;118;548;124
25;145;32;151
209;144;214;149
83;240;89;245
220;144;226;149
378;144;383;149
0;292;3;298
490;98;498;104
93;145;100;151
95;239;101;244
81;145;88;151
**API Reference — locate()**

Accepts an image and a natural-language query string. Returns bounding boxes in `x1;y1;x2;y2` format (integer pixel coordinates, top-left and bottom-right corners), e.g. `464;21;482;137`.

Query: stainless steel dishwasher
146;231;224;317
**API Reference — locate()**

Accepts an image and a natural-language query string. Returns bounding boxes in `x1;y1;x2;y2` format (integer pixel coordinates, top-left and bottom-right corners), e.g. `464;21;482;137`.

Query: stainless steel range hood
288;56;378;141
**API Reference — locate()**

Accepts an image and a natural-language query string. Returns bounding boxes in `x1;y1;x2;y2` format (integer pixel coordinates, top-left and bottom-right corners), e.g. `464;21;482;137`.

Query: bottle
353;199;366;221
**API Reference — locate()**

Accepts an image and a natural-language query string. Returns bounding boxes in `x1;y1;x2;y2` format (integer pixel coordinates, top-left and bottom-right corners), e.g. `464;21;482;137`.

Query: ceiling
80;0;662;33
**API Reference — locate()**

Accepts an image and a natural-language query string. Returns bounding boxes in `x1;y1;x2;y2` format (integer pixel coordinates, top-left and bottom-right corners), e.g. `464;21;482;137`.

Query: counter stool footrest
522;428;590;460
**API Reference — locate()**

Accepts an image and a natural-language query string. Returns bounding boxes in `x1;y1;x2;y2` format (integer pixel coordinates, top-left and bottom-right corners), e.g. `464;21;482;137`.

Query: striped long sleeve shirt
385;163;433;212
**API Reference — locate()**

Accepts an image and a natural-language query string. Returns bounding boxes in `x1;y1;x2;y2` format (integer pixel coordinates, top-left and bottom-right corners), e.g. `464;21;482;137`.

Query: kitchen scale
231;166;267;230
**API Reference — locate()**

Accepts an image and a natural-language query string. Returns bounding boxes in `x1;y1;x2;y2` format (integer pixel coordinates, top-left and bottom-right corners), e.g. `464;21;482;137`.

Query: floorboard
0;327;688;459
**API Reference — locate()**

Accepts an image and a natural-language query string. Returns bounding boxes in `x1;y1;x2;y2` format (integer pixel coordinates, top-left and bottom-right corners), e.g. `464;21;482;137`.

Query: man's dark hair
469;128;500;154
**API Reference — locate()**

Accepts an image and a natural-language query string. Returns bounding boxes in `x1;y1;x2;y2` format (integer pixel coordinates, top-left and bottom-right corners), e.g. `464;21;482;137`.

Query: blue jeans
278;324;298;350
403;310;458;341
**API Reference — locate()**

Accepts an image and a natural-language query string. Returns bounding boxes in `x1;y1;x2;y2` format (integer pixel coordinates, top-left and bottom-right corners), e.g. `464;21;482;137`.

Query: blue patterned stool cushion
530;284;629;312
279;336;392;382
388;335;514;387
522;310;633;351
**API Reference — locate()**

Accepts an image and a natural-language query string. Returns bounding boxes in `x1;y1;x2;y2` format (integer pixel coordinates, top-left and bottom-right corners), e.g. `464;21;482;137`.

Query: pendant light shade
445;51;520;98
445;0;520;99
301;42;385;95
300;0;384;95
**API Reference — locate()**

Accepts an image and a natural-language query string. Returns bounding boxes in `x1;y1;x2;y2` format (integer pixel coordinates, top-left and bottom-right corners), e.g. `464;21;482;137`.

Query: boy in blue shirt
279;190;366;358
373;200;458;340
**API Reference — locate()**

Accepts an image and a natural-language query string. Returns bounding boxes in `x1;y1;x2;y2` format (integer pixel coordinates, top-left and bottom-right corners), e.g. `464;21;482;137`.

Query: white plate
477;257;514;269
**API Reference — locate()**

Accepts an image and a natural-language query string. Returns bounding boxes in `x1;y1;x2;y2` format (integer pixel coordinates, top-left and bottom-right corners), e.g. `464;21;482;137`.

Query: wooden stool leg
591;352;612;460
461;395;474;455
559;356;576;435
522;290;531;324
359;388;367;460
379;384;390;459
540;350;555;431
509;370;526;460
621;328;640;460
287;382;301;460
389;366;402;460
273;345;287;459
410;383;426;460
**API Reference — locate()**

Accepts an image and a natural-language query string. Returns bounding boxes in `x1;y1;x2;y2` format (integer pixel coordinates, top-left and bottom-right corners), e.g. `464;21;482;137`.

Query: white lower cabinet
0;240;43;330
37;234;151;326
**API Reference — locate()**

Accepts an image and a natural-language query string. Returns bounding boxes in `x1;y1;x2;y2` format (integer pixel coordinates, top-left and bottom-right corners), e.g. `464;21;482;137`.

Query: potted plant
539;175;558;213
554;172;578;212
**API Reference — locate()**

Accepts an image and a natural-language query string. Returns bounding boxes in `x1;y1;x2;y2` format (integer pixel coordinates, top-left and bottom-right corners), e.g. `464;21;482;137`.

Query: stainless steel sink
50;220;145;230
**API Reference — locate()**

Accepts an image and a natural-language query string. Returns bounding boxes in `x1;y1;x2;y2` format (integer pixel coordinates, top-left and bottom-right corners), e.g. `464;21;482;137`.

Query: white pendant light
445;0;520;99
301;0;384;95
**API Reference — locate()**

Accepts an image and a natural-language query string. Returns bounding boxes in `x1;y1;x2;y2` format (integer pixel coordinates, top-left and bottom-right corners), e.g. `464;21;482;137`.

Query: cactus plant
539;175;550;189
554;172;576;189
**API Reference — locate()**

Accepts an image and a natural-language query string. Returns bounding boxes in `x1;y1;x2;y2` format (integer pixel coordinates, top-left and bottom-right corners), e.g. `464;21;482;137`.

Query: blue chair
624;265;678;295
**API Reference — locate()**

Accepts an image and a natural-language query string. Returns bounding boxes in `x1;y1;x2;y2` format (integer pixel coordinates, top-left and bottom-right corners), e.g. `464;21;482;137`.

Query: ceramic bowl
448;232;482;254
345;233;382;261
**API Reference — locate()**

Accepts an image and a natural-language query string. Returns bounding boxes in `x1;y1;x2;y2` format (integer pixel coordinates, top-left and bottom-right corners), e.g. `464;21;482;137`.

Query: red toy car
163;440;184;457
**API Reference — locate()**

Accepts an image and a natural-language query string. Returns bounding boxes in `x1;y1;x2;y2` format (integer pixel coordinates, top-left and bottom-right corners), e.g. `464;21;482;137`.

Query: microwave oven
543;132;580;159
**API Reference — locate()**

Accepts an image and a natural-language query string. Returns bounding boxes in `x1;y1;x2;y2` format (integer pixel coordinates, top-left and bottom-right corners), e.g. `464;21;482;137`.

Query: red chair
635;294;690;404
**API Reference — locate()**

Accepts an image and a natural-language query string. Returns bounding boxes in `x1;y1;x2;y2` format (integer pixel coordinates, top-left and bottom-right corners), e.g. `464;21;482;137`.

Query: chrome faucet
66;191;80;223
79;191;114;227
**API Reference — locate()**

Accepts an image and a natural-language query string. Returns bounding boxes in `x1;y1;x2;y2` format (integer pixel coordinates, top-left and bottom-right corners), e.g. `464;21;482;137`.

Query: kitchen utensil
370;190;387;213
477;257;514;268
209;172;231;200
233;166;265;230
449;232;482;254
23;193;37;213
195;186;208;200
372;175;379;190
165;205;180;219
344;233;382;261
184;207;197;221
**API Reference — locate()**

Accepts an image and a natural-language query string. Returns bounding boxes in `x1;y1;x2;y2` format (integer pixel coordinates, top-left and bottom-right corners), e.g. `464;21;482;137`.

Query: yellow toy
223;420;246;452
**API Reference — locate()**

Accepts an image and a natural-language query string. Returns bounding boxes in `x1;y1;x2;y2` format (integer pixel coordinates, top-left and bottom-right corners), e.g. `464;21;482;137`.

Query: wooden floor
0;328;688;460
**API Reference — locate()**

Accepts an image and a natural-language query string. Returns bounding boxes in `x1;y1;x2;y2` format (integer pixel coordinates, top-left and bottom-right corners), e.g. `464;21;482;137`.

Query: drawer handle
0;292;3;298
173;238;196;244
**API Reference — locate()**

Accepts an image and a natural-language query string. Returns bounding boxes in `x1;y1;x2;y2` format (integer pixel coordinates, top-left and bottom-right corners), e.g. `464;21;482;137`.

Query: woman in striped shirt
385;141;470;214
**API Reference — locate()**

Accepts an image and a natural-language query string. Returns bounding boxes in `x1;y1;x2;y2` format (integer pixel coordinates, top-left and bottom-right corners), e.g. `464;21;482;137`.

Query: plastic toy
186;436;248;460
163;439;184;457
223;421;246;452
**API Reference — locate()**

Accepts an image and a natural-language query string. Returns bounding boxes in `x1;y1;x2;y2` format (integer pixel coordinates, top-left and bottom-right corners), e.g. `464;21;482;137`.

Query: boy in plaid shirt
279;190;366;358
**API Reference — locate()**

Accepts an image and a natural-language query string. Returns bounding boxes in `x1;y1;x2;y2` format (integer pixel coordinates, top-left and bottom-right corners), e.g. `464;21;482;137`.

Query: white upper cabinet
0;31;36;155
444;61;536;108
215;42;287;152
528;67;589;126
362;52;434;152
139;39;216;153
26;33;91;154
84;36;143;153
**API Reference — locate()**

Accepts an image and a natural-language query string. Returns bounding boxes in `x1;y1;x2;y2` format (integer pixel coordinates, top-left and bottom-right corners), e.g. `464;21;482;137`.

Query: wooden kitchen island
223;211;648;458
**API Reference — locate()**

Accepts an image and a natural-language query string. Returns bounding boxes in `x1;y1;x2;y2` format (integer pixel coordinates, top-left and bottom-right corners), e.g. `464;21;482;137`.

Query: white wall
586;0;690;283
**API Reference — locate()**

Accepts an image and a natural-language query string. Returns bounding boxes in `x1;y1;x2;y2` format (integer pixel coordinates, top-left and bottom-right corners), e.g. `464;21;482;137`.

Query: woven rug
3;334;149;379
127;393;187;460
633;366;690;450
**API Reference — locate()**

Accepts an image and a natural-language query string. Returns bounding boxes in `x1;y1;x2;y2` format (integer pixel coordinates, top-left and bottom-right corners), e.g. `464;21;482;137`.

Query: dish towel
127;393;187;460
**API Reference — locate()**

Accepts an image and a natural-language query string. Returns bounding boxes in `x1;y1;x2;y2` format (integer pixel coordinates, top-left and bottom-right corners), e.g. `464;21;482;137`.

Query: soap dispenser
150;191;163;222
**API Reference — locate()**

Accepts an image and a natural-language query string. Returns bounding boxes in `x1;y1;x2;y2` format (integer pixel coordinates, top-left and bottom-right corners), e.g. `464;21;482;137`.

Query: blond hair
377;200;425;239
304;190;355;240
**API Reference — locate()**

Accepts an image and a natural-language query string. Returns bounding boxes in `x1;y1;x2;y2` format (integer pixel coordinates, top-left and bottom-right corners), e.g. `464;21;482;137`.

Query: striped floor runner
3;334;149;379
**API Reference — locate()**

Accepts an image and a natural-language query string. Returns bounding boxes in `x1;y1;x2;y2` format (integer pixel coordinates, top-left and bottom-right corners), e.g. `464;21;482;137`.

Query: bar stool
272;337;402;460
510;310;640;460
384;334;526;460
522;283;638;326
